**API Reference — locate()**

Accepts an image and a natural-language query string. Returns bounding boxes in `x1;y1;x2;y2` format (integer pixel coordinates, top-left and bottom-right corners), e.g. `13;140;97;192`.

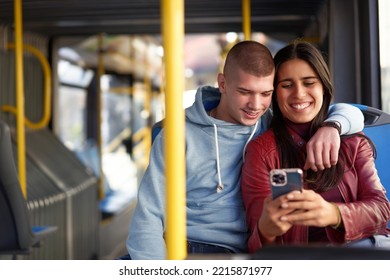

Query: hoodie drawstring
212;121;258;193
212;124;224;193
243;121;258;163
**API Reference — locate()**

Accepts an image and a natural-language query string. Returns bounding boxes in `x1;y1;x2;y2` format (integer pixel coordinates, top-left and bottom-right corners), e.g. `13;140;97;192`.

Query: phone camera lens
273;174;285;184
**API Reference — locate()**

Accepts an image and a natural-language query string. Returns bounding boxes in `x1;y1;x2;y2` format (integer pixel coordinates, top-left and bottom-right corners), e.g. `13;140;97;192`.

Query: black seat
0;120;57;259
251;244;390;260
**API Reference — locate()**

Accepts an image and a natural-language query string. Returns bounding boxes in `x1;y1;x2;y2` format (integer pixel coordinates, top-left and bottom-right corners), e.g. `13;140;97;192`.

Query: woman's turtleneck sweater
284;118;312;141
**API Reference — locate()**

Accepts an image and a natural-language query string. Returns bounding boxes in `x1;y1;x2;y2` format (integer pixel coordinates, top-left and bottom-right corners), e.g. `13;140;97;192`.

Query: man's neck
209;108;218;119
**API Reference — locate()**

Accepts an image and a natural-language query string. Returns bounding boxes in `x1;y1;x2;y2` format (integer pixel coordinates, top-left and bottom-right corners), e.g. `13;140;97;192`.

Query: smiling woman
241;41;390;254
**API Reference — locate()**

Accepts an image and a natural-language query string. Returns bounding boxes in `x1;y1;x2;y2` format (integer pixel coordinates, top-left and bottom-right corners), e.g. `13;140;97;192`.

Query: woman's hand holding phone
257;192;301;243
258;168;305;242
278;189;340;228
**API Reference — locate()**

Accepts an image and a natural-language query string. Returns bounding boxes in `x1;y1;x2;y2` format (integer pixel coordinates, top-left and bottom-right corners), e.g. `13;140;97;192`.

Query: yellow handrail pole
4;43;52;130
161;0;186;260
242;0;251;40
97;33;105;200
14;0;27;197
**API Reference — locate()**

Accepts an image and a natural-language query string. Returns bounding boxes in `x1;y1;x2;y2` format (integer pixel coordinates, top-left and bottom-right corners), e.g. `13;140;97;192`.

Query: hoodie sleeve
126;131;167;260
326;103;364;135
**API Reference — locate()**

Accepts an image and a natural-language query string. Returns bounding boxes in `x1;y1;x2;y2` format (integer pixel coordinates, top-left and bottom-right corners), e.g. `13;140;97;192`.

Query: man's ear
217;73;226;94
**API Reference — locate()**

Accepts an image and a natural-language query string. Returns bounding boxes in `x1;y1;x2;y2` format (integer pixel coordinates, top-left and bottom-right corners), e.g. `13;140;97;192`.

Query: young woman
241;41;390;253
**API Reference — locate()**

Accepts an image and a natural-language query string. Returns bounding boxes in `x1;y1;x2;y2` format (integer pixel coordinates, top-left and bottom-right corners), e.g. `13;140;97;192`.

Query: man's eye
263;91;272;97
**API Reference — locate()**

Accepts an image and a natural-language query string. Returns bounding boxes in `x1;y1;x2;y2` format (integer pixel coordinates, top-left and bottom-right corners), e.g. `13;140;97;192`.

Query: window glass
98;74;132;148
379;0;390;113
58;85;87;150
58;60;94;87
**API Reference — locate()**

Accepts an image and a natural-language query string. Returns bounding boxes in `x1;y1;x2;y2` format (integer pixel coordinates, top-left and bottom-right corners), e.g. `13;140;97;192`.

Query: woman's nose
292;84;306;98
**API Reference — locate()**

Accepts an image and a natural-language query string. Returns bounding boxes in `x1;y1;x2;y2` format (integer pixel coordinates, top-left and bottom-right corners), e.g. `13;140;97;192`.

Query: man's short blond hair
224;41;274;78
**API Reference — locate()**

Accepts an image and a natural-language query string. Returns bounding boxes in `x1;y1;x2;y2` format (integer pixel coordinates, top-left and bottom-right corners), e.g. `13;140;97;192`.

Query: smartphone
270;168;303;199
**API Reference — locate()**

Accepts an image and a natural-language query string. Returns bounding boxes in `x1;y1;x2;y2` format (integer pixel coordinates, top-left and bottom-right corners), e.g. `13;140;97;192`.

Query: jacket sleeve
326;103;364;135
241;138;274;253
330;137;390;242
126;132;167;259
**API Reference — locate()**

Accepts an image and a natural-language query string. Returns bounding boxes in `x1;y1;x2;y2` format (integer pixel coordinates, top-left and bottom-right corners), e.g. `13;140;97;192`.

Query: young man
126;41;364;259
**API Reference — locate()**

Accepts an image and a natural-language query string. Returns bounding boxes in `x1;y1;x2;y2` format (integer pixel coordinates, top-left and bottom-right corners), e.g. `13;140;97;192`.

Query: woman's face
275;58;324;124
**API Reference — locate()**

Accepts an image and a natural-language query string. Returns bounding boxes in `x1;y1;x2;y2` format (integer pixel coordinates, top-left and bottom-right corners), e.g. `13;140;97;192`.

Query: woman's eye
304;82;315;87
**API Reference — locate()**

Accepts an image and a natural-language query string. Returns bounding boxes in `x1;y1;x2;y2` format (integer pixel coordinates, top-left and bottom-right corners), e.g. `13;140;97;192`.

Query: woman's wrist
258;223;276;244
330;202;342;229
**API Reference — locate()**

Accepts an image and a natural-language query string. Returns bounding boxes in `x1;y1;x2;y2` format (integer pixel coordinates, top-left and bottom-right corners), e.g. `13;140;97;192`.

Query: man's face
217;67;274;126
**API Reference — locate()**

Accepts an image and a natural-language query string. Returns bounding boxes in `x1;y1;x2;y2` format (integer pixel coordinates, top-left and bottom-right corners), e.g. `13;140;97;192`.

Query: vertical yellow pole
97;33;105;200
14;0;27;198
242;0;251;40
161;0;186;260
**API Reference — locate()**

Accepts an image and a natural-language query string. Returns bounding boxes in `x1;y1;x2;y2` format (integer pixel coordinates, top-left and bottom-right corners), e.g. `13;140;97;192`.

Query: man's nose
248;94;262;109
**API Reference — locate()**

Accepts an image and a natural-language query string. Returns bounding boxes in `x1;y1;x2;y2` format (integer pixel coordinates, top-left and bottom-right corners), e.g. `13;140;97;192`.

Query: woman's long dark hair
271;41;344;192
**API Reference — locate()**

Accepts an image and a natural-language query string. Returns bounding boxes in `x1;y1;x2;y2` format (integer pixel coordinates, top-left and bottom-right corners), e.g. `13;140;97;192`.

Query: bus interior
0;0;390;260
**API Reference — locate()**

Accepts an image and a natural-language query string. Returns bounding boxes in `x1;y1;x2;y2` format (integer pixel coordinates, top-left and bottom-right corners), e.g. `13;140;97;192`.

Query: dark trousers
118;241;235;259
187;241;234;254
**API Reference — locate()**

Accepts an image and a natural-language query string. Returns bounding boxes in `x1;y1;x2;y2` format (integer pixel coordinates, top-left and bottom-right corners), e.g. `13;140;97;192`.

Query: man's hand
304;126;340;171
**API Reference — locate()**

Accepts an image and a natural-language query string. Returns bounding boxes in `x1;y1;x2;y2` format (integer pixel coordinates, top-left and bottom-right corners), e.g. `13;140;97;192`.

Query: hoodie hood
185;85;264;135
186;85;222;125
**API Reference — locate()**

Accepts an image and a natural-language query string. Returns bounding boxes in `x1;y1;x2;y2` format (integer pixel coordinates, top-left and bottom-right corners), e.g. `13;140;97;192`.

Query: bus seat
0;120;57;259
351;104;390;200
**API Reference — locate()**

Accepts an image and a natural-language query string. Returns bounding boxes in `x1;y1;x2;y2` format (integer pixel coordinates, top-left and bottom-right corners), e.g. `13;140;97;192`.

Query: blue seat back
151;120;163;143
351;104;390;200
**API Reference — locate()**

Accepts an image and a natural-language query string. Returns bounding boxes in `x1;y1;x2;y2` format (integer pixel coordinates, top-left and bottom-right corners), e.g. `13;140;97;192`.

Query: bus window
57;60;92;150
379;0;390;113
